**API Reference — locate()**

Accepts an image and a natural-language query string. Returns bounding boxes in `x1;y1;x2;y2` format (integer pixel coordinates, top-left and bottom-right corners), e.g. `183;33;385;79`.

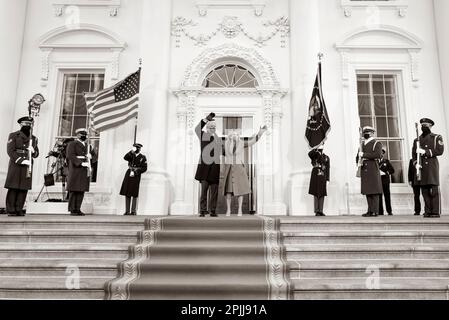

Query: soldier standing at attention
408;158;422;216
4;117;39;216
308;146;330;217
379;147;395;216
357;126;383;218
120;143;148;215
66;128;97;216
412;118;444;218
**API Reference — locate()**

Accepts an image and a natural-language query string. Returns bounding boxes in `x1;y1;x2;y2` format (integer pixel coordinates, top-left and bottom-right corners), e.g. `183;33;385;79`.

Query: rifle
26;125;34;179
86;118;93;178
415;122;422;182
356;127;363;178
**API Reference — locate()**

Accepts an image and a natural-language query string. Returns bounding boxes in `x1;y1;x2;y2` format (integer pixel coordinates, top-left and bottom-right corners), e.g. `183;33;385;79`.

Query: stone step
0;258;119;277
283;231;449;244
0;215;146;231
291;278;449;300
287;259;449;278
286;244;449;260
0;276;108;300
0;244;130;259
280;217;449;232
0;230;139;244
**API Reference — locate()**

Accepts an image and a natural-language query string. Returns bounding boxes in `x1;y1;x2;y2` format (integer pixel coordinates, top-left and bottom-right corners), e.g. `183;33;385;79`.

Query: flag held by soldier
305;61;331;150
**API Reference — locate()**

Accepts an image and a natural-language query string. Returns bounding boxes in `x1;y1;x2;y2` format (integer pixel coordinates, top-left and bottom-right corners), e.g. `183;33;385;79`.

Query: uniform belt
129;167;139;170
16;150;28;154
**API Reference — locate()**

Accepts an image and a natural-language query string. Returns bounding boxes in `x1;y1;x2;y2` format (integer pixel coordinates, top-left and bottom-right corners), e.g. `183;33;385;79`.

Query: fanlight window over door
203;64;259;88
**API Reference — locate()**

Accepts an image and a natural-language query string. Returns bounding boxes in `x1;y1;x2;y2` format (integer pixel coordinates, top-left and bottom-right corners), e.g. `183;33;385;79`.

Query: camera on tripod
35;138;73;202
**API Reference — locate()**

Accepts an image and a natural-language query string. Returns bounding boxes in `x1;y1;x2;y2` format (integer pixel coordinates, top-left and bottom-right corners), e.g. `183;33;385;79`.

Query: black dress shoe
131;212;137;216
424;214;440;219
315;212;326;217
210;213;218;217
124;212;131;216
7;212;19;217
199;212;208;217
388;213;393;216
363;212;378;217
18;210;26;217
414;213;421;216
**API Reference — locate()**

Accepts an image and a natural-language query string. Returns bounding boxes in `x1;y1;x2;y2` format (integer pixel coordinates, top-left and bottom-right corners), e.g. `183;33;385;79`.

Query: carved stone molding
52;0;121;17
341;0;408;18
40;48;53;84
195;0;266;17
182;43;280;88
172;16;289;48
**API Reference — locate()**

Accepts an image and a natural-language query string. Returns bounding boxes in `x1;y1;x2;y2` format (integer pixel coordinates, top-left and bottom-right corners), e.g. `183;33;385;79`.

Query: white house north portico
0;0;448;216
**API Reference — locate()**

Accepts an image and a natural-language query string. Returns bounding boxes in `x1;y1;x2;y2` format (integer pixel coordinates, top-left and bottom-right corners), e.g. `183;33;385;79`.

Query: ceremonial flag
84;69;140;132
305;62;331;149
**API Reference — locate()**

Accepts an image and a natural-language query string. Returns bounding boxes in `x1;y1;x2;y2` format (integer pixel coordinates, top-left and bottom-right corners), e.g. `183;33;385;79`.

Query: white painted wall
0;0;28;207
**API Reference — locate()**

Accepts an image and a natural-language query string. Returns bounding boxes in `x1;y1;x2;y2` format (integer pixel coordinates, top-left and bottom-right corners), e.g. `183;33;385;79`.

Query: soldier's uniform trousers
6;190;28;214
68;192;85;213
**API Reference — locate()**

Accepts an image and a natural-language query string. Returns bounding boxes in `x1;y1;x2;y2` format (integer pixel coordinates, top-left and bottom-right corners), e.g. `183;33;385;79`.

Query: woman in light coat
221;125;267;216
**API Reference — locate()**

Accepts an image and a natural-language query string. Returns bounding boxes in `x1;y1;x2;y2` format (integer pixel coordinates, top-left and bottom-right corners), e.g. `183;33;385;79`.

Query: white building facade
0;0;448;216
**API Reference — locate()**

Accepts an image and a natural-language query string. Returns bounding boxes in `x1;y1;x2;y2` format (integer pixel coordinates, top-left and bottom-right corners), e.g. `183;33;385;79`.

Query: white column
434;0;449;214
136;0;172;215
0;0;28;207
288;0;321;216
170;91;197;215
260;92;287;215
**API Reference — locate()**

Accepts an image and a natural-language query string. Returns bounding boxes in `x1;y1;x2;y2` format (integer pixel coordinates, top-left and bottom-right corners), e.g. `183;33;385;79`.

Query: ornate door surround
170;43;287;215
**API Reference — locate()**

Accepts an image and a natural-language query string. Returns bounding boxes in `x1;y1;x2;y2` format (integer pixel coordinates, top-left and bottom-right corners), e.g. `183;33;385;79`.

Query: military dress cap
17;116;34;125
362;126;376;133
75;128;88;135
133;143;143;148
420;118;435;126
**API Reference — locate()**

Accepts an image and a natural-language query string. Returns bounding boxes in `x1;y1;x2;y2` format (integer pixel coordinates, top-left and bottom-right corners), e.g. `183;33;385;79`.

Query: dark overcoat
194;120;223;185
66;140;96;192
120;151;148;198
357;139;383;195
5;131;39;190
412;133;444;186
308;150;330;198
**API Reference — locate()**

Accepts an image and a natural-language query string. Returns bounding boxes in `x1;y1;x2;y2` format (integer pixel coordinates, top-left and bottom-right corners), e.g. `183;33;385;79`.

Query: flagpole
133;58;142;145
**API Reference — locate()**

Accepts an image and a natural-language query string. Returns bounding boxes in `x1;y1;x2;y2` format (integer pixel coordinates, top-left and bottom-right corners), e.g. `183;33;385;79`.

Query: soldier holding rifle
4;117;39;216
66;128;97;216
412;118;445;218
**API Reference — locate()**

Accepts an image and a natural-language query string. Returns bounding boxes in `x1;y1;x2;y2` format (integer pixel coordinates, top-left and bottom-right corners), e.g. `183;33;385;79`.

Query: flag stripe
84;69;140;133
92;96;139;121
86;91;115;110
94;109;139;132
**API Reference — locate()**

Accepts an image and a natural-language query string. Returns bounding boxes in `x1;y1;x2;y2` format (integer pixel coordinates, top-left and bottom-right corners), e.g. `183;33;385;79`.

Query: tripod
35;155;67;203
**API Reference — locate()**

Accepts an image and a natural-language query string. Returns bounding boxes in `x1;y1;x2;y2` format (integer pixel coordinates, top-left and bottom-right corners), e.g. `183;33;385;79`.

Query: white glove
417;148;426;155
81;162;90;168
22;160;31;166
86;153;92;160
27;146;35;153
358;152;364;159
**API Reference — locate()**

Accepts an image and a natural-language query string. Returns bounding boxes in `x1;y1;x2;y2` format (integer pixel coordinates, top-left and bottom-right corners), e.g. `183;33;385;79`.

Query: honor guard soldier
308;146;330;217
357;126;383;217
4;117;39;216
120;143;148;215
66;128;97;216
412;118;445;218
379;147;395;216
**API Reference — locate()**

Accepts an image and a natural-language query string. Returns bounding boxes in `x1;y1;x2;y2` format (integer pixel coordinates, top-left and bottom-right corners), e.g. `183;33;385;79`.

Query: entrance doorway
199;116;257;215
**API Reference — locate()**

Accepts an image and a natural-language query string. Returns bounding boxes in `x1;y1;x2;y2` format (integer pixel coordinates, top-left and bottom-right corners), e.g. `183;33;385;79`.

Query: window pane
204;64;258;89
376;117;388;137
385;96;398;116
58;115;73;137
74;95;87;115
357;80;370;94
72;116;88;136
374;96;386;116
358;95;372;116
360;117;373;128
388;141;402;161
390;161;404;184
387;117;400;137
372;77;385;95
384;76;396;94
76;75;91;94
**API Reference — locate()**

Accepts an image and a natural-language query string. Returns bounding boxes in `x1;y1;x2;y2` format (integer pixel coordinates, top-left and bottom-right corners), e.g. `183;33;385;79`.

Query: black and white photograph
0;0;448;310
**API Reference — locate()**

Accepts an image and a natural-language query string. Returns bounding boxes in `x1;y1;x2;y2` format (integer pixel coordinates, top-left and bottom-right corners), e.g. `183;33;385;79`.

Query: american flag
84;69;140;132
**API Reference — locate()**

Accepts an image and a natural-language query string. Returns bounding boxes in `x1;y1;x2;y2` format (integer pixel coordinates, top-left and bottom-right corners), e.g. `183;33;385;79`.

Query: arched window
203;64;259;88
